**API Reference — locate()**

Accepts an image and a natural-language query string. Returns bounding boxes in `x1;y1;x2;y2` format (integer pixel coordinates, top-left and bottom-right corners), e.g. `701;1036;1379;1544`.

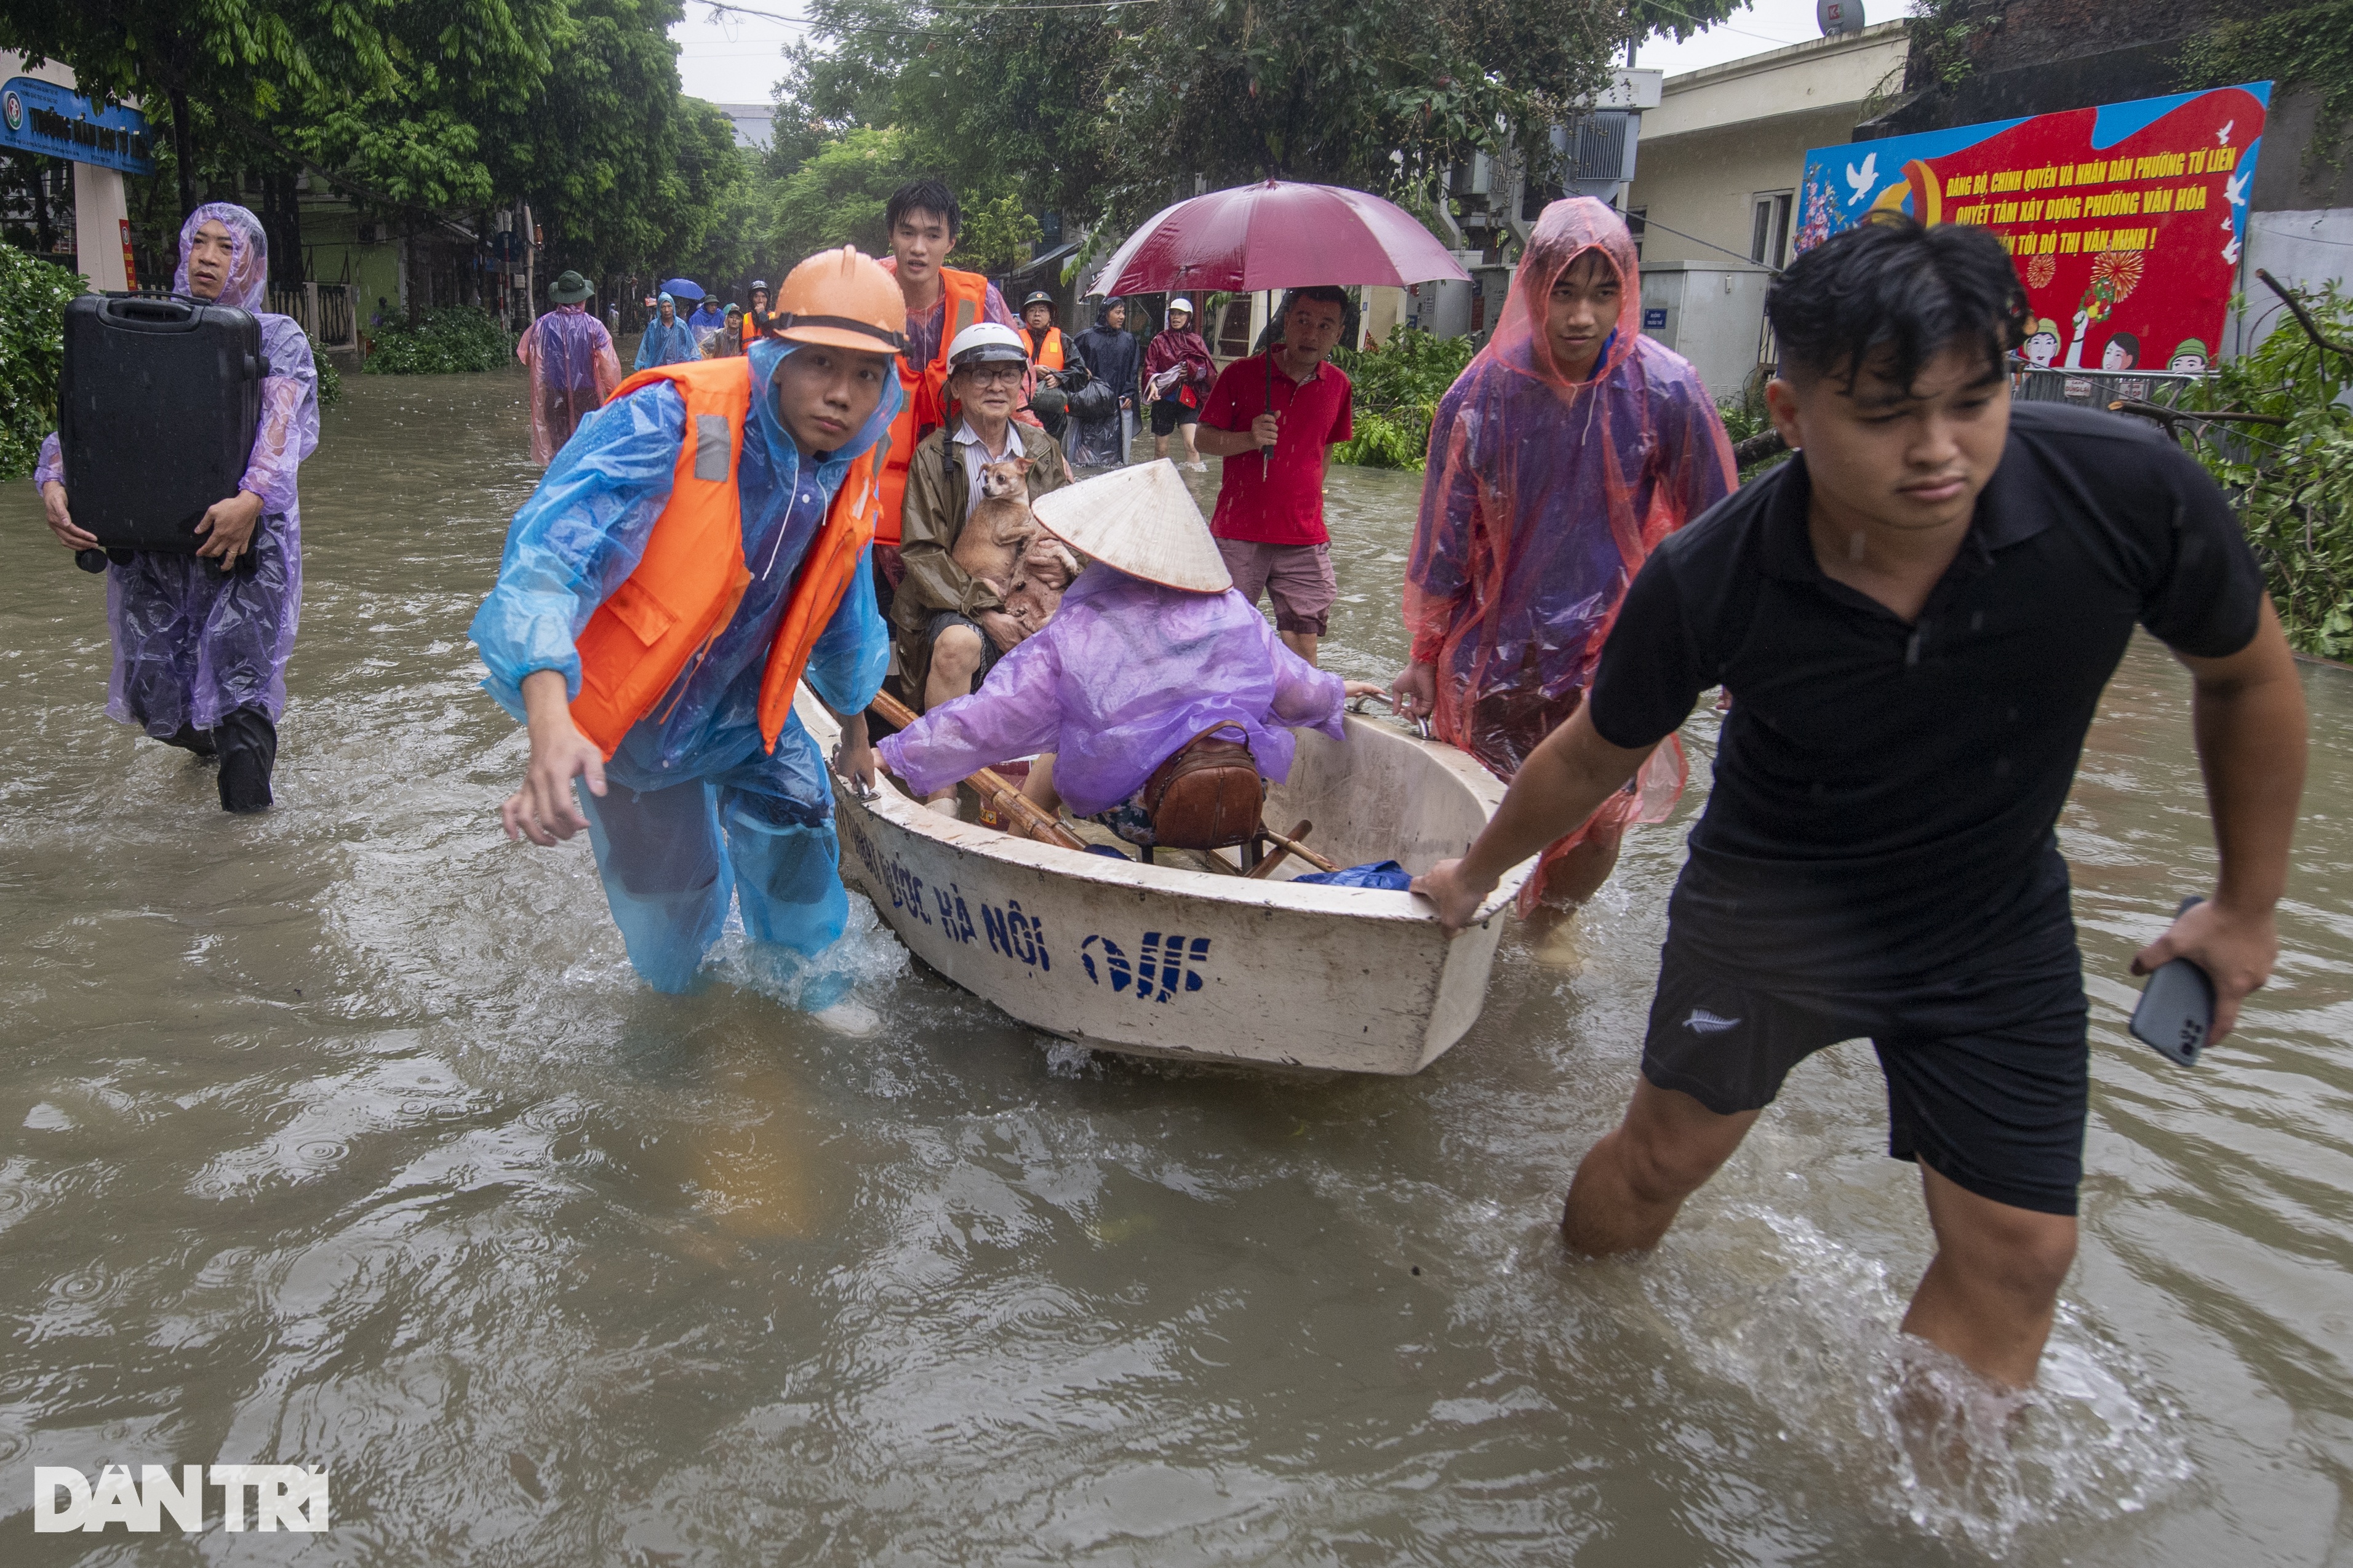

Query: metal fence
262;282;359;350
2007;359;2207;429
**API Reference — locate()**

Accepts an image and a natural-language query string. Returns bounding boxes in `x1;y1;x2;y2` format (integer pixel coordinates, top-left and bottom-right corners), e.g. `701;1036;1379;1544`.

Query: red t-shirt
1200;352;1353;545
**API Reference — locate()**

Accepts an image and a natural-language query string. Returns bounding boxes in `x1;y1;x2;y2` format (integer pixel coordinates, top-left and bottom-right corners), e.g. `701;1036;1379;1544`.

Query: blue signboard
0;76;156;175
1642;306;1668;330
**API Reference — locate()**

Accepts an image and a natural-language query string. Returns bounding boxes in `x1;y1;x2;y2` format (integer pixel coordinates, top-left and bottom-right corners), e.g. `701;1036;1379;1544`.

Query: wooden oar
1246;819;1341;878
1244;819;1314;880
866;692;1089;852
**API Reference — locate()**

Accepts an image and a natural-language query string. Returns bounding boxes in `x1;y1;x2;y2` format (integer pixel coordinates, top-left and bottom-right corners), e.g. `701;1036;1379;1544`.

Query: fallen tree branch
2110;398;2286;430
2257;268;2353;375
1732;427;1788;467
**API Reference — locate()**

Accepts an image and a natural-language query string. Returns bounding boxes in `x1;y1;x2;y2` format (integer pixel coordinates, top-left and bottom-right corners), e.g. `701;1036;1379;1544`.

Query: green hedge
307;334;343;406
1330;327;1476;472
362;305;514;375
0;247;84;481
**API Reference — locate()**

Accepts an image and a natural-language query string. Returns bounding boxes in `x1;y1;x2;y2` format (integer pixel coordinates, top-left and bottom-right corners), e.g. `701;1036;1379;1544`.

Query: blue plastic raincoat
634;295;700;370
469;336;898;997
33;202;319;738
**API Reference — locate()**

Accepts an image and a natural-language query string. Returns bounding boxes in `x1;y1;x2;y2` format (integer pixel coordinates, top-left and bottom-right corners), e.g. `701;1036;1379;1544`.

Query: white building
1624;21;1909;397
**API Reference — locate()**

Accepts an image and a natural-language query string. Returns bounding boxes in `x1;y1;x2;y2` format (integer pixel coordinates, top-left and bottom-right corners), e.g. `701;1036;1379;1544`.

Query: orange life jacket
1028;325;1066;371
876;266;989;547
740;310;762;351
570;356;885;759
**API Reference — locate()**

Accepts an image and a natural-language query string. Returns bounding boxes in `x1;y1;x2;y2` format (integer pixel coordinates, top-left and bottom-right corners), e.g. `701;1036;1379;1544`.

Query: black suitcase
59;293;269;554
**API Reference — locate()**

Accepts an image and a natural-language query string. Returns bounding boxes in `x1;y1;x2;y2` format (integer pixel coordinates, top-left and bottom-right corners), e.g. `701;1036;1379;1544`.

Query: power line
1635;211;1783;272
1636;0;1812;50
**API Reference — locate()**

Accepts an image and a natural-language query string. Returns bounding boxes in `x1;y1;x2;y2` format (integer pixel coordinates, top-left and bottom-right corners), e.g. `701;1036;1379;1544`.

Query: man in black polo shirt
1415;218;2306;1389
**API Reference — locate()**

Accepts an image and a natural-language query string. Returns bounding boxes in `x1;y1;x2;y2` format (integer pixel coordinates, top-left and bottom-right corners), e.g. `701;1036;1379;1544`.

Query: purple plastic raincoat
878;563;1345;817
517;304;622;466
34;202;319;737
1404;198;1733;913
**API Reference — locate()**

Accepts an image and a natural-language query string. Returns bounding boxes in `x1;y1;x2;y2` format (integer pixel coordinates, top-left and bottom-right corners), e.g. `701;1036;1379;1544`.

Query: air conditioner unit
1554;113;1640;192
1447;154;1494;198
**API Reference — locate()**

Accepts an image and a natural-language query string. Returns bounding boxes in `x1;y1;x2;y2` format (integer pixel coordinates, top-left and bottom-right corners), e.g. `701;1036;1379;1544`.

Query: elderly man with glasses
890;322;1075;737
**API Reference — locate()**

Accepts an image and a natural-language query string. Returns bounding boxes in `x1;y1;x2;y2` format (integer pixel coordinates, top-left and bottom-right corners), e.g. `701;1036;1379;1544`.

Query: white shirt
952;418;1023;521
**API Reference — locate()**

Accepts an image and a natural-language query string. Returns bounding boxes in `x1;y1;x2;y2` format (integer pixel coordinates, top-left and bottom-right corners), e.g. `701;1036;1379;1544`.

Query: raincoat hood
746;335;901;480
174;202;270;312
1497;197;1642;388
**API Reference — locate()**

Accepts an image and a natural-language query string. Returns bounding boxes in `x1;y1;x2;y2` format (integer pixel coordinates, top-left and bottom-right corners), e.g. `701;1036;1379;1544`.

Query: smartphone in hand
2130;896;2215;1067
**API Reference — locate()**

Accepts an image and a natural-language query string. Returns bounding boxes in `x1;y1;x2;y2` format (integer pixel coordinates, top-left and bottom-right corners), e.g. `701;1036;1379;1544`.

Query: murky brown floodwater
1;362;2347;1564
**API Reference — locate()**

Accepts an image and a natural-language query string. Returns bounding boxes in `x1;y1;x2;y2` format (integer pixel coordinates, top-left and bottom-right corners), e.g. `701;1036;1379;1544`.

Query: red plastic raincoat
1404;198;1735;914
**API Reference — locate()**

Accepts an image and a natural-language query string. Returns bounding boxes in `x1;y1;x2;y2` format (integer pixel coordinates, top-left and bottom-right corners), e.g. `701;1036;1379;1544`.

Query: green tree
773;0;1756;230
761;124;916;261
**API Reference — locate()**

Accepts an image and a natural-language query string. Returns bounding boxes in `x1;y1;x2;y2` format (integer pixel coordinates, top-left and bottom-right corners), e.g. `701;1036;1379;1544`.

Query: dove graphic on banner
1845;151;1879;205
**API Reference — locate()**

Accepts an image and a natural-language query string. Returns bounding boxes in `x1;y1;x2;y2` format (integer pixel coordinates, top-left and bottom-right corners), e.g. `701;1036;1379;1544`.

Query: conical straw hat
1031;460;1232;593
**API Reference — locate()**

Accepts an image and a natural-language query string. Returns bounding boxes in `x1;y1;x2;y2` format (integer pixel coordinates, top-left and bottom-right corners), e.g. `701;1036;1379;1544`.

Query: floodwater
0;362;2347;1565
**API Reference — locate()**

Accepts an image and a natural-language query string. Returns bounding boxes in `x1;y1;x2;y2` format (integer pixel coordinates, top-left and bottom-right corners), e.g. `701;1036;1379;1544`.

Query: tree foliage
2181;0;2353;166
0;0;748;287
1328;327;1474;471
2182;284;2353;656
0;245;82;480
775;0;1753;233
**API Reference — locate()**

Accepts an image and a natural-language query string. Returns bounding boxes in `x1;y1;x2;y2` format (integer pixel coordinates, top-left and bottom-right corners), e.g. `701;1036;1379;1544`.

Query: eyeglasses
962;365;1024;387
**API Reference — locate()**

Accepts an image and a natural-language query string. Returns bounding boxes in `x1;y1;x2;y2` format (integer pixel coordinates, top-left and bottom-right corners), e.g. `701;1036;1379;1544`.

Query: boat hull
801;691;1528;1075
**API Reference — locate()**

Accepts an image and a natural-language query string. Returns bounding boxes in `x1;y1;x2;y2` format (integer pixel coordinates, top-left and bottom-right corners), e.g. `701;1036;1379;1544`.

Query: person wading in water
1416;218;2306;1393
1391;199;1733;961
473;247;905;1028
34;202;320;813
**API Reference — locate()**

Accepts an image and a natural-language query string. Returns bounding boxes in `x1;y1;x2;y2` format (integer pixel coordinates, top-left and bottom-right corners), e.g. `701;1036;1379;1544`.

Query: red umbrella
1090;181;1469;473
1090;180;1469;296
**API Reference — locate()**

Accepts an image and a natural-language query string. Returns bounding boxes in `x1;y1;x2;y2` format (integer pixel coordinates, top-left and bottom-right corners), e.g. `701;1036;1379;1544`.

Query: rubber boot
214;707;277;813
161;724;218;758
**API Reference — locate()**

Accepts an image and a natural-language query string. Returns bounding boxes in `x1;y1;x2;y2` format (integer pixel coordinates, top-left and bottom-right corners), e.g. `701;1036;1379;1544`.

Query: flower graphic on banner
2080;249;2146;324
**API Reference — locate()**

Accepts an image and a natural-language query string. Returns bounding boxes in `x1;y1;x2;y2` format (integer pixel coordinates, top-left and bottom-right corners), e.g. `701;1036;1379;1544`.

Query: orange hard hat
771;245;906;354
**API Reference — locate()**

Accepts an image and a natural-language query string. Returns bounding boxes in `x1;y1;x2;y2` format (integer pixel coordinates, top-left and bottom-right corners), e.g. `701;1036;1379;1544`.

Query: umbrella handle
1262;289;1272;477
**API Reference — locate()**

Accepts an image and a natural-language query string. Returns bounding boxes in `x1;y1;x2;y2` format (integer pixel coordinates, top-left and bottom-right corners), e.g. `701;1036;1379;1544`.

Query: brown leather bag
1142;724;1266;849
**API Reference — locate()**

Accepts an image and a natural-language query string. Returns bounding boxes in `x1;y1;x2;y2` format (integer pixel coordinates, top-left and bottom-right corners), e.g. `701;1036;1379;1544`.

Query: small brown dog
951;455;1038;594
951;454;1081;635
1005;533;1081;634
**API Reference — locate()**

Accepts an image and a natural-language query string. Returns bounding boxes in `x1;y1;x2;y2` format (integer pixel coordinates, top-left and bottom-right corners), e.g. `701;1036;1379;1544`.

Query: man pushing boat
1417;218;2306;1391
874;461;1381;855
471;247;902;1019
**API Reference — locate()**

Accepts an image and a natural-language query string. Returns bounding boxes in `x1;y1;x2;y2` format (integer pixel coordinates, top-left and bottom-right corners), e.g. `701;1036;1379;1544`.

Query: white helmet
948;321;1028;369
1169;297;1196;316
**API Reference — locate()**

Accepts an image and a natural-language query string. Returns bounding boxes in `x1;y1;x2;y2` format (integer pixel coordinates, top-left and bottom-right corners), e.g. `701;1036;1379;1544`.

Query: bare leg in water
1562;1077;2075;1389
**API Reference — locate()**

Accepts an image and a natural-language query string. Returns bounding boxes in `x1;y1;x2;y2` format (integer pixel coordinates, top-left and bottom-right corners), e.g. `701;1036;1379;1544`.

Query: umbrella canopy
658;277;705;302
1090;180;1469;297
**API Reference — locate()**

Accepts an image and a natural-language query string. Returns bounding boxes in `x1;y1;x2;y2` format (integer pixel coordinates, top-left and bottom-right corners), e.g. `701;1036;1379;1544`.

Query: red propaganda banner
1798;84;2271;374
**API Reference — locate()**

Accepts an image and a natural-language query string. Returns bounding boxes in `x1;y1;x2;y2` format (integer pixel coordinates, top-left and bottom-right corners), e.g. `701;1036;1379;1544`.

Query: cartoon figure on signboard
2065;253;2144;368
2024;318;2063;368
2169;338;2210;374
2103;332;2140;370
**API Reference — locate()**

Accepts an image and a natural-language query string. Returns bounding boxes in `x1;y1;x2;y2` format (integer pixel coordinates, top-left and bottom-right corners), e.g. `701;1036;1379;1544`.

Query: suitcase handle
100;294;200;332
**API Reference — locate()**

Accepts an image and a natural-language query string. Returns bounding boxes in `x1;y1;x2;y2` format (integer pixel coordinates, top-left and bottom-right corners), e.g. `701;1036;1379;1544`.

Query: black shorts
927;609;1004;692
1639;935;2090;1216
1150;397;1197;436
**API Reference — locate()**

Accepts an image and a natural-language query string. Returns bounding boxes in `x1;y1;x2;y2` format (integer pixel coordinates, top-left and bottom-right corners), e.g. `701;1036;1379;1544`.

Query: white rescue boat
798;686;1534;1074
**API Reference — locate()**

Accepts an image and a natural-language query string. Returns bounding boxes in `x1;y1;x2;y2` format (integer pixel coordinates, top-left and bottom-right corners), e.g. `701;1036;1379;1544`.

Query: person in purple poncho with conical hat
876;460;1382;846
34;202;321;813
